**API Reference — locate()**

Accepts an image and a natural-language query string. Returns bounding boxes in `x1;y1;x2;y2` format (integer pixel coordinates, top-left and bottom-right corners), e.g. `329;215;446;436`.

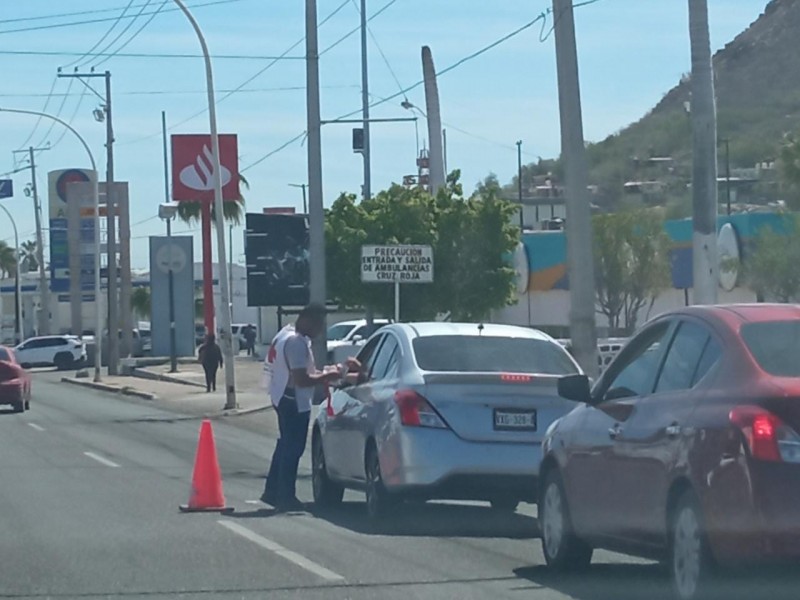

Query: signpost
361;244;434;322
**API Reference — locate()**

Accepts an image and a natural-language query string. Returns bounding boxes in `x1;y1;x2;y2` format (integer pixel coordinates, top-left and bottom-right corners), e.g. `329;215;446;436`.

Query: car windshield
412;335;579;375
327;324;356;341
742;321;800;377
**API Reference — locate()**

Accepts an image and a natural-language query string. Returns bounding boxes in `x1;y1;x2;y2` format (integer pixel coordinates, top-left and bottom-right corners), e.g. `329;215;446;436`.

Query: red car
0;345;31;413
540;304;800;600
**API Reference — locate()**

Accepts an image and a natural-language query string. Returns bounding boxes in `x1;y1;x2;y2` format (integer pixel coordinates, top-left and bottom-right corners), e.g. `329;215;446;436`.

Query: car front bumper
379;426;541;501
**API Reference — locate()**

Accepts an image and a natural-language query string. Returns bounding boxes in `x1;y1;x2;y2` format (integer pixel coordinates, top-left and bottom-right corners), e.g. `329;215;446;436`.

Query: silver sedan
311;322;582;520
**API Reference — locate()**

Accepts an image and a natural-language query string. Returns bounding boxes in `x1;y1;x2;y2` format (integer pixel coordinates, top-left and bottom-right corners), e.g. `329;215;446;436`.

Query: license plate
493;409;537;431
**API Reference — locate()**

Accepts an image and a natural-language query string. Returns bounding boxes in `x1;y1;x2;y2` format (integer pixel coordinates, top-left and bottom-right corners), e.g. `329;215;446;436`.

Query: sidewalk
61;355;270;418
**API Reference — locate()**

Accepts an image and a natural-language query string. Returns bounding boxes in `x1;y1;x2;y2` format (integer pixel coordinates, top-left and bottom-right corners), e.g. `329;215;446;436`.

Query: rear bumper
0;383;23;406
379;427;541;501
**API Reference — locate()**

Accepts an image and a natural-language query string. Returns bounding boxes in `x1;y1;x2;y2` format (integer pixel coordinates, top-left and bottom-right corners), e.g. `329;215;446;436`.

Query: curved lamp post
171;0;237;409
0;107;102;382
0;203;22;345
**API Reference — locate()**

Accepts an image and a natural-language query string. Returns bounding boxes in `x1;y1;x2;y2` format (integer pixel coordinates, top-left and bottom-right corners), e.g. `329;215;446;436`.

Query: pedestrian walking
198;333;223;393
244;325;256;357
260;303;357;512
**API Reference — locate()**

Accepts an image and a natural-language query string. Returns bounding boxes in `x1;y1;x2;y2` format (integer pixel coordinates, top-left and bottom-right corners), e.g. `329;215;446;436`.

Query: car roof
664;304;800;328
330;319;390;327
397;322;554;341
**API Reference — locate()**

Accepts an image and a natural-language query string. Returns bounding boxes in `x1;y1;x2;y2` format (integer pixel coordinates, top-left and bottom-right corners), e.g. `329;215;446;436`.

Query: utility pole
306;0;327;369
360;0;371;201
28;147;50;336
552;0;598;378
289;183;308;214
688;0;719;305
723;138;731;216
517;140;524;231
59;70;121;370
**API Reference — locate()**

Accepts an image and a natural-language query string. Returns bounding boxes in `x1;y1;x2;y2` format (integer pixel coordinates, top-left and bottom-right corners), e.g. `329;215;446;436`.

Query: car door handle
665;424;681;438
608;424;623;439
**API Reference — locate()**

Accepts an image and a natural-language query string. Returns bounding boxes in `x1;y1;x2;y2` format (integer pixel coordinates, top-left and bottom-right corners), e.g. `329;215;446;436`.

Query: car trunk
421;372;572;443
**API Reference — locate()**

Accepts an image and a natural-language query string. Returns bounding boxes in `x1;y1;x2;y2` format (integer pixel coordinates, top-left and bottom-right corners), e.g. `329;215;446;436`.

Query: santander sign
171;134;240;202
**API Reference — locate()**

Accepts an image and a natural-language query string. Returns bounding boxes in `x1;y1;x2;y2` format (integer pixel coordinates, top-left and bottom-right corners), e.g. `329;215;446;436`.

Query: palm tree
177;174;249;226
131;287;151;320
0;241;16;280
19;240;38;273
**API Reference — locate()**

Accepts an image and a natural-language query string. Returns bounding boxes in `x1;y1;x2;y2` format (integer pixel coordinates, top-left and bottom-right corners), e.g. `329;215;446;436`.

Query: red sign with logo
171;134;240;202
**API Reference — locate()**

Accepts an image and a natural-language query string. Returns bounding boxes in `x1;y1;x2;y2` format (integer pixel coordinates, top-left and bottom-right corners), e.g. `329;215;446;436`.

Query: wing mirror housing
351;335;364;343
558;374;593;404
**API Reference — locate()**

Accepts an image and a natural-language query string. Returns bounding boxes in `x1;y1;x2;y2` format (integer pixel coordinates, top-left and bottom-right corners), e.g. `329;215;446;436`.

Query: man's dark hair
298;302;327;322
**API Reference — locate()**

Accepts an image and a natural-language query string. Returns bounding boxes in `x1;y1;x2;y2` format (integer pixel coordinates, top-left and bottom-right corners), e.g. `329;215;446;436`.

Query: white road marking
27;423;45;432
83;451;120;468
245;500;261;505
218;520;344;582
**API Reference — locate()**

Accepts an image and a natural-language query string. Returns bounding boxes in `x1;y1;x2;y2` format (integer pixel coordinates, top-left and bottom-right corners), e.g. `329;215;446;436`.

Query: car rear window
412;335;579;375
742;321;800;377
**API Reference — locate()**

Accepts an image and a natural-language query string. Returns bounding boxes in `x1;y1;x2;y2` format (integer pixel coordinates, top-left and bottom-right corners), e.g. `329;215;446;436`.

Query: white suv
326;319;391;363
15;336;87;370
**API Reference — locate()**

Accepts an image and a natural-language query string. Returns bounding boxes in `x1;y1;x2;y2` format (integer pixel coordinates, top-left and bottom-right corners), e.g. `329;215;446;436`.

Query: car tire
365;443;393;521
312;434;344;509
540;469;593;571
670;491;715;600
12;397;24;413
490;498;520;513
54;353;74;371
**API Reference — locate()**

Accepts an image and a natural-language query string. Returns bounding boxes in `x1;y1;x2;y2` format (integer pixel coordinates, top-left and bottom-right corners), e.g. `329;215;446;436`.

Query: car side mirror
351;335;364;343
557;374;592;404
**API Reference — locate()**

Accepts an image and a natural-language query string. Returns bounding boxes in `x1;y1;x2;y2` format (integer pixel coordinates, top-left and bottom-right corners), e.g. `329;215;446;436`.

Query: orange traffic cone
180;419;232;513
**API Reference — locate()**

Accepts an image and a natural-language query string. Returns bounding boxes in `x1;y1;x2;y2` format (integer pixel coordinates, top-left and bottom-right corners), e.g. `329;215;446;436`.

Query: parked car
539;304;800;600
0;346;31;412
326;319;391;363
231;323;256;347
15;335;86;370
312;322;582;520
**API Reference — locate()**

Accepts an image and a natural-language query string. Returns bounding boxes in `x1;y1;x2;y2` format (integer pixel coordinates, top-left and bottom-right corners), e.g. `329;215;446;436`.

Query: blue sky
0;0;768;269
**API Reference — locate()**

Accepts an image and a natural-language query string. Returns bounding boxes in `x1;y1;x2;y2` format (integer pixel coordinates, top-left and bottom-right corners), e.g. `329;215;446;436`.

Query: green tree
779;134;800;210
593;211;671;334
18;240;38;273
131;286;151;320
325;172;518;321
743;217;800;302
177;174;249;225
0;241;16;279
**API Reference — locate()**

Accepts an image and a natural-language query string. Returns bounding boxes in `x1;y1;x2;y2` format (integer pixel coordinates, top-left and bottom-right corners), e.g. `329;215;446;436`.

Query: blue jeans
264;392;310;504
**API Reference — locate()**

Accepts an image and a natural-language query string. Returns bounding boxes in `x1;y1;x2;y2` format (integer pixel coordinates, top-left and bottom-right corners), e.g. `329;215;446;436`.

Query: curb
61;377;157;401
131;368;207;389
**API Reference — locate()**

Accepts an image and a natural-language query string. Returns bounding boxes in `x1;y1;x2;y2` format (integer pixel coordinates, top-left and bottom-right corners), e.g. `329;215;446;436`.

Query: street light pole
0;107;102;382
172;0;237;410
517;140;524;232
0;203;22;345
360;0;371;201
723;138;732;216
28;147;50;336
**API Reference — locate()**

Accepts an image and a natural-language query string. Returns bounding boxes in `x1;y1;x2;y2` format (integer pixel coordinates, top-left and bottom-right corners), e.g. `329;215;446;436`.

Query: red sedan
0;345;31;413
540;304;800;600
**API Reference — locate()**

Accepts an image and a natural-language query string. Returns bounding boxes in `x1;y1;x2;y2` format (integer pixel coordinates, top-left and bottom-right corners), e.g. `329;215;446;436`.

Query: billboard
48;169;97;294
171;134;239;202
245;213;309;307
149;236;195;357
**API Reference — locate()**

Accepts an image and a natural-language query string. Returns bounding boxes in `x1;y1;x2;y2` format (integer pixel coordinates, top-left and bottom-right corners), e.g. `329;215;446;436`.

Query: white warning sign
361;245;434;284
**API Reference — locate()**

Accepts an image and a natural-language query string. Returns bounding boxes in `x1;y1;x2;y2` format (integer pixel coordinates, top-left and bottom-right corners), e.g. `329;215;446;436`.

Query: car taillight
730;406;800;464
394;390;447;429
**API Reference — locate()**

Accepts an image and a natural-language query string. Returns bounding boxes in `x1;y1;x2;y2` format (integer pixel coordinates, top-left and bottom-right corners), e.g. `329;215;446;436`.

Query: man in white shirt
261;303;349;512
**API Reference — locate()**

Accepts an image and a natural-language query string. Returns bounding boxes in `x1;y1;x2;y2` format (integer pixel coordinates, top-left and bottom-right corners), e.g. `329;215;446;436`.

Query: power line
0;84;359;98
0;0;195;25
48;85;90;150
117;0;353;146
91;0;165;69
319;0;399;57
14;76;58;151
0;49;305;60
61;0;137;69
0;0;246;36
348;0;406;97
34;78;75;148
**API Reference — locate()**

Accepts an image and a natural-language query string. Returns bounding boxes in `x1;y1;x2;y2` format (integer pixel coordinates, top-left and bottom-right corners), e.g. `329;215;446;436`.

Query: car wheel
12;397;24;413
490;498;520;512
54;353;74;371
670;491;714;600
540;470;593;571
312;434;344;509
365;444;393;520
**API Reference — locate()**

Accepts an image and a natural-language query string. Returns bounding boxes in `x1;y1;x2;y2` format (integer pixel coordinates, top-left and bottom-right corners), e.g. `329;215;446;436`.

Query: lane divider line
27;423;45;432
83;451;121;468
217;520;344;582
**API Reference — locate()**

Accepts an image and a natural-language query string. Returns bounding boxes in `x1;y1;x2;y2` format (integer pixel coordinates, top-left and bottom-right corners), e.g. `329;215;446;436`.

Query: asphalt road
1;374;797;600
